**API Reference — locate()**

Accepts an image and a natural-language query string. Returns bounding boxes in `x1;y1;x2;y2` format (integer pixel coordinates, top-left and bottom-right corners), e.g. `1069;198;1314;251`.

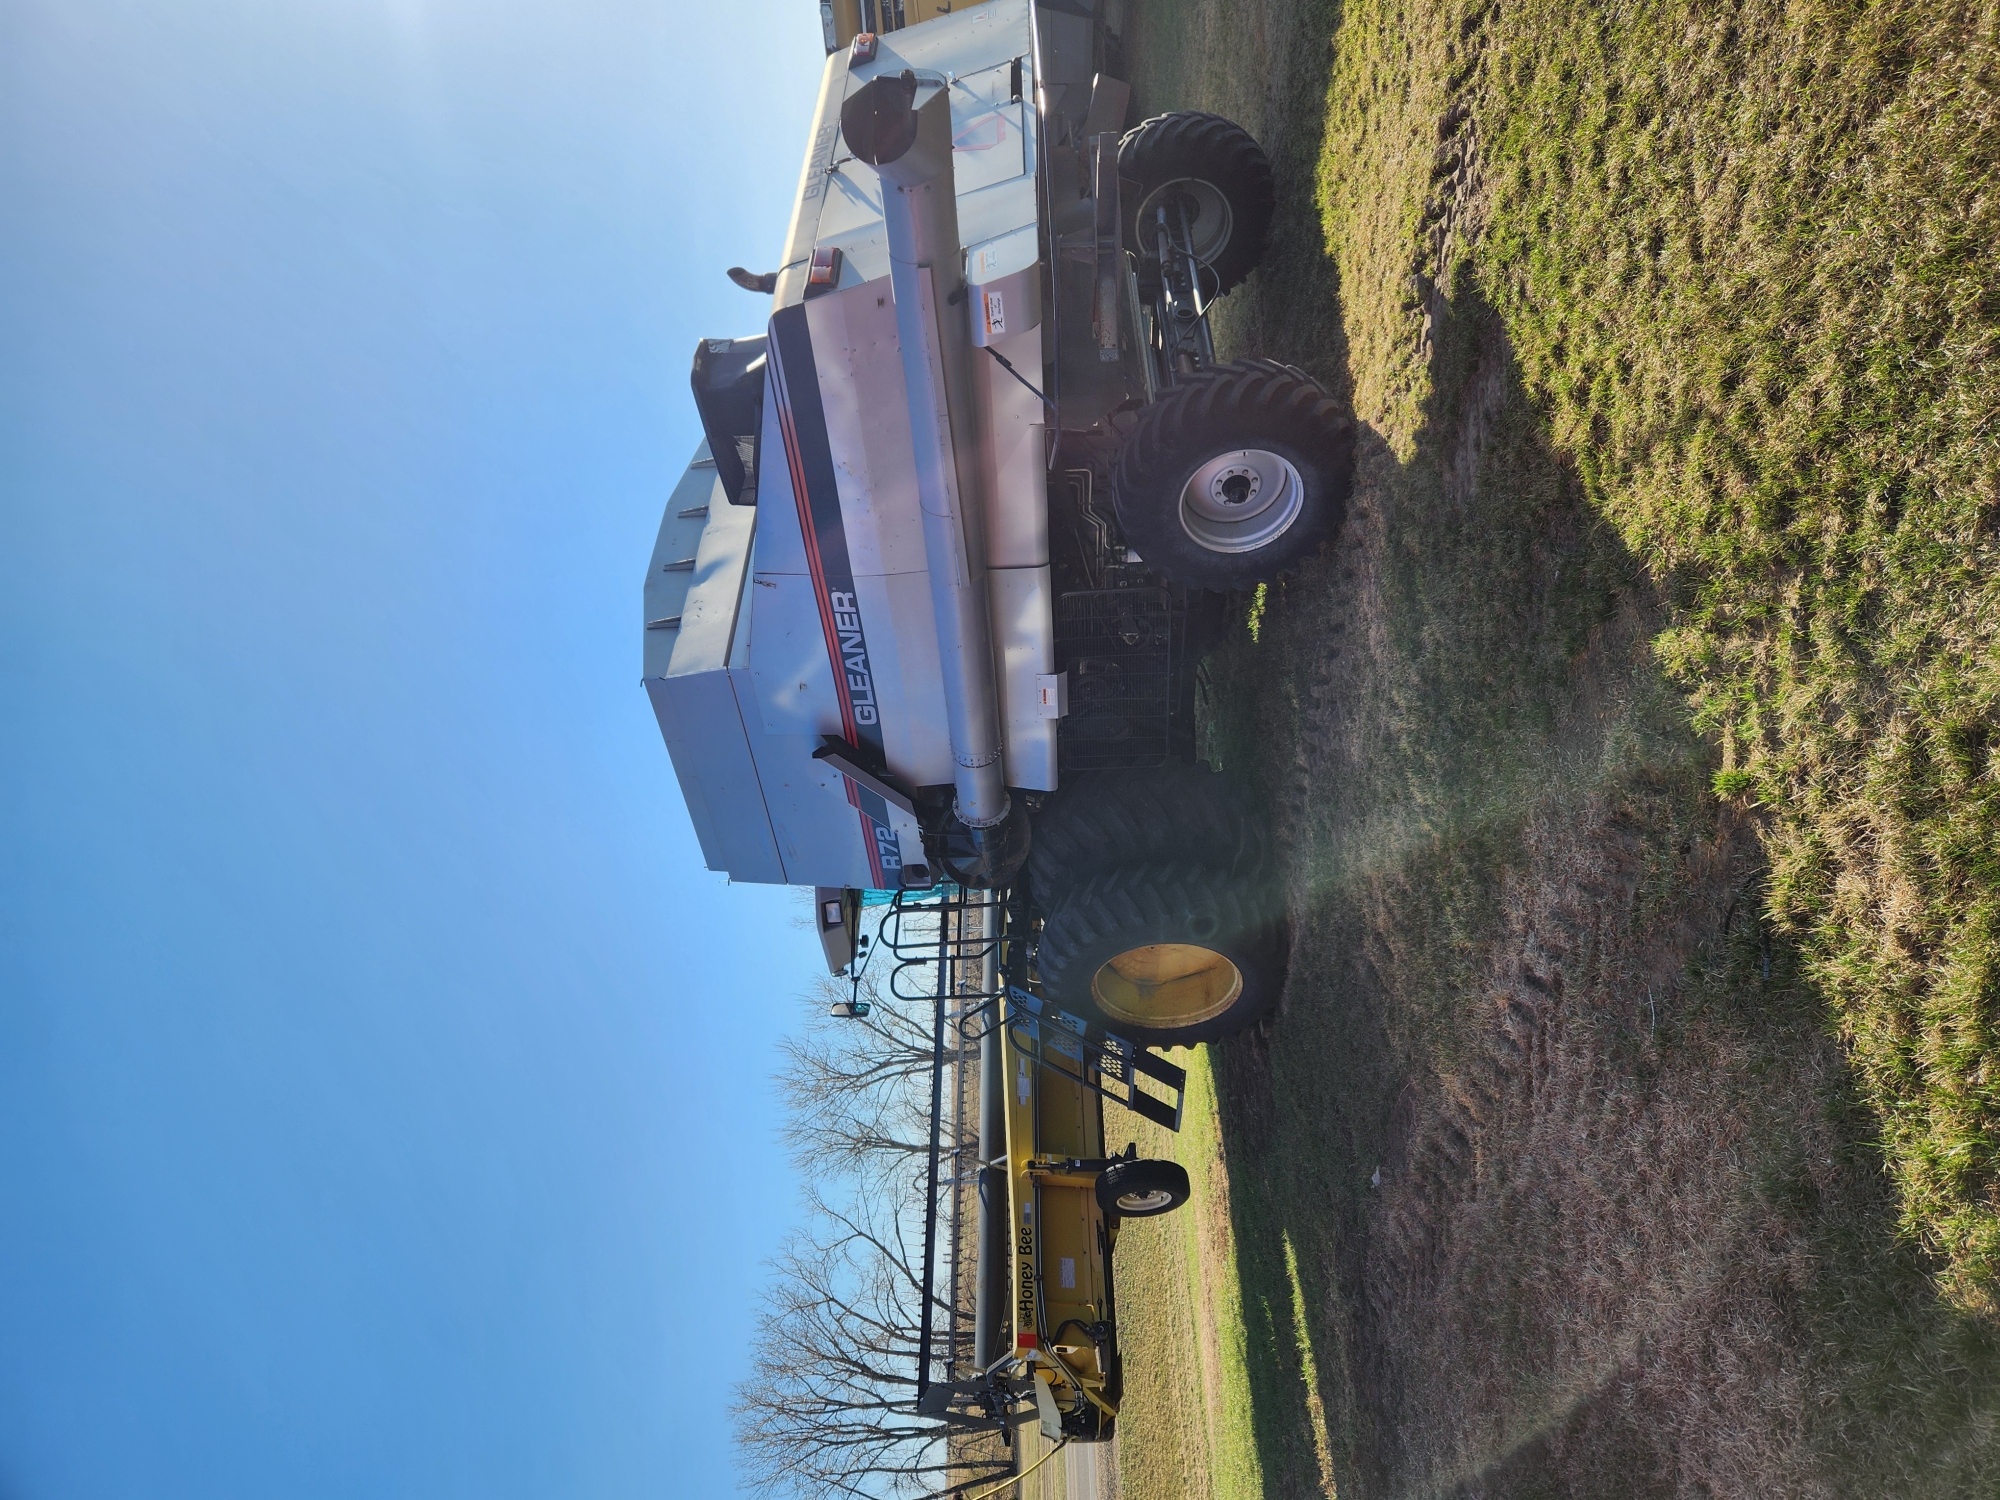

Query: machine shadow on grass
1184;268;2000;1500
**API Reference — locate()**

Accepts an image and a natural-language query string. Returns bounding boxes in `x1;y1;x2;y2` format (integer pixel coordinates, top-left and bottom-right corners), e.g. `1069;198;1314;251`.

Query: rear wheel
1113;360;1353;590
1095;1157;1192;1218
1118;111;1274;297
1036;862;1284;1045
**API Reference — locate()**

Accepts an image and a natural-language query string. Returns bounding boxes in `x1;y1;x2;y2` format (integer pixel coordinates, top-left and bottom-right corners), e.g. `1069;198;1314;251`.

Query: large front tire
1113;360;1353;590
1026;764;1269;911
1036;863;1284;1045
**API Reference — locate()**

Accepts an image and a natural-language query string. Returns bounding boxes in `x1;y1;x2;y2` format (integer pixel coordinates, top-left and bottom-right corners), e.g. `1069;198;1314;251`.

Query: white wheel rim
1179;448;1306;554
1135;177;1234;265
1117;1188;1175;1214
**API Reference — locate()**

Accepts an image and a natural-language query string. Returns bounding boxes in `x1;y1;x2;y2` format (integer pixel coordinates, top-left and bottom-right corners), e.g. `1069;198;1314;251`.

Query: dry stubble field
1104;0;2000;1495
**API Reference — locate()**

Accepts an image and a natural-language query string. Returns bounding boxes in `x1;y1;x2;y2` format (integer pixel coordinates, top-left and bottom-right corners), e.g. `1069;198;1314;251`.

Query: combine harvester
642;0;1353;1446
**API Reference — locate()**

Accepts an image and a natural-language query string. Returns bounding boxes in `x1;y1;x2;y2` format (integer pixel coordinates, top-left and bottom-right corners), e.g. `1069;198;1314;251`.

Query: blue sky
0;1;830;1494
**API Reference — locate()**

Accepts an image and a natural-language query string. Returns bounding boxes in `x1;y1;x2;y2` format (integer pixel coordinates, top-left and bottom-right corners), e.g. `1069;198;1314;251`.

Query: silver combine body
645;0;1063;891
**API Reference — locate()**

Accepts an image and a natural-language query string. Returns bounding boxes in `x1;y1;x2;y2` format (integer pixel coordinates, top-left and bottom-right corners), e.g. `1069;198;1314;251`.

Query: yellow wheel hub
1090;943;1243;1029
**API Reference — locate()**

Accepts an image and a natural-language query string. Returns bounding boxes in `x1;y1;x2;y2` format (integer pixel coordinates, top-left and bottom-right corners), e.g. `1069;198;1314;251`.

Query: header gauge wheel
1095;1158;1192;1218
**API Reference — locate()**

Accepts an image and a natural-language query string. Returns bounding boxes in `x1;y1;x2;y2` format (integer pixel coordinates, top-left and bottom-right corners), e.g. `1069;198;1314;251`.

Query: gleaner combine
642;0;1352;1444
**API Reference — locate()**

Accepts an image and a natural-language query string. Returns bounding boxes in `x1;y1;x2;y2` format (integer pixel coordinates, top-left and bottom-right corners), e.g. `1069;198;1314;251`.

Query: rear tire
1036;862;1284;1045
1026;764;1268;911
1118;112;1274;297
1095;1157;1191;1218
1113;360;1353;590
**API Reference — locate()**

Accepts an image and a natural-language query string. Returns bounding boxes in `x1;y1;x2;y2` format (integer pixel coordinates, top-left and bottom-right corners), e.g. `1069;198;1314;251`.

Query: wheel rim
1134;177;1234;265
1179;448;1306;554
1091;942;1244;1029
1116;1188;1176;1214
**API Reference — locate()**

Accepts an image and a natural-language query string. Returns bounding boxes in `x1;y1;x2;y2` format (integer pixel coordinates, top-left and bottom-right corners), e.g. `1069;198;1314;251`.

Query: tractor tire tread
1027;765;1268;909
1111;361;1355;589
1117;111;1275;297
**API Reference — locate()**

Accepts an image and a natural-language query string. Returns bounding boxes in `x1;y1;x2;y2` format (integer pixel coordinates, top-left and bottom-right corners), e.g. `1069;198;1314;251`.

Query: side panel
944;61;1027;195
643;456;722;674
775;266;1053;797
1004;1025;1041;1352
812;284;931;579
992;564;1057;790
1001;1021;1113;1407
868;3;1036;85
658;456;756;680
855;571;956;786
807;283;957;783
977;322;1051;570
764;296;902;772
766;287;963;790
967;225;1044;350
645;670;786;884
1035;1033;1110;1379
740;718;887;889
747;571;844;741
644;453;790;883
732;591;899;890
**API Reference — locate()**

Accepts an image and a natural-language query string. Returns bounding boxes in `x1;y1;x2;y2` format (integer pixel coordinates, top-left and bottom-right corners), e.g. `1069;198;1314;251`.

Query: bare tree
775;970;939;1185
734;942;1005;1499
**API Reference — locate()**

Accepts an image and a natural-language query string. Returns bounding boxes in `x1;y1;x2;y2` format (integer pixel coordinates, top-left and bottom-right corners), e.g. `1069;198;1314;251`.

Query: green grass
1162;0;2000;1313
1110;0;2000;1490
1112;1049;1264;1500
1465;0;2000;1312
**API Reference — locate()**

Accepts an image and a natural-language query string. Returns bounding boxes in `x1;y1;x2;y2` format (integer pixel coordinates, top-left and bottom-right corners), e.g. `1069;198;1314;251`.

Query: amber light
807;246;844;288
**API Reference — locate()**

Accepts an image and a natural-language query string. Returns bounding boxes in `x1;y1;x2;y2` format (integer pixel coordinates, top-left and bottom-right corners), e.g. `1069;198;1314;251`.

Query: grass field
1107;0;2000;1492
1113;1051;1264;1500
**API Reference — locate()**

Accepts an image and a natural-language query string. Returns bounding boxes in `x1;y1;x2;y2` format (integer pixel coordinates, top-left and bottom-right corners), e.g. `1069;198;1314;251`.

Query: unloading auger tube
841;71;1026;884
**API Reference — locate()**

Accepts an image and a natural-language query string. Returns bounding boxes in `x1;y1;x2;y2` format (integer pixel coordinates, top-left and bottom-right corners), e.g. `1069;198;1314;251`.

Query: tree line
732;957;1011;1500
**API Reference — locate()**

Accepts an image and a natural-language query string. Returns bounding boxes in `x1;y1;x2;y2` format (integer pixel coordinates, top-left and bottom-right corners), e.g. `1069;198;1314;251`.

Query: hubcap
1179;448;1306;554
1091;942;1244;1029
1117;1188;1177;1214
1134;177;1235;266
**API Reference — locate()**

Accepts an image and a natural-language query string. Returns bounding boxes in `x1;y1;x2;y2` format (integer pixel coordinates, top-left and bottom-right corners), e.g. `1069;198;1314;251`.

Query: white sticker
984;289;1005;336
1059;1257;1076;1290
1017;1056;1032;1105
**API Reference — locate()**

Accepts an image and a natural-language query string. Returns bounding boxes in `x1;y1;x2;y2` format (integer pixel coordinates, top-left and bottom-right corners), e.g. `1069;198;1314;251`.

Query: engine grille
1054;588;1175;772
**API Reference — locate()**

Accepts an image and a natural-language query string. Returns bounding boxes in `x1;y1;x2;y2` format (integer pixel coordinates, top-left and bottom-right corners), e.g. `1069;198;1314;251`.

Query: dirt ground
1107;1;2000;1495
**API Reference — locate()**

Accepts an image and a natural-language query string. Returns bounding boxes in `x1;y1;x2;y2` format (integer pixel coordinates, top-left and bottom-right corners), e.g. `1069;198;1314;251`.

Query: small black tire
1027;764;1268;911
1118;111;1274;297
1096;1158;1192;1218
1036;862;1285;1046
1113;360;1353;590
